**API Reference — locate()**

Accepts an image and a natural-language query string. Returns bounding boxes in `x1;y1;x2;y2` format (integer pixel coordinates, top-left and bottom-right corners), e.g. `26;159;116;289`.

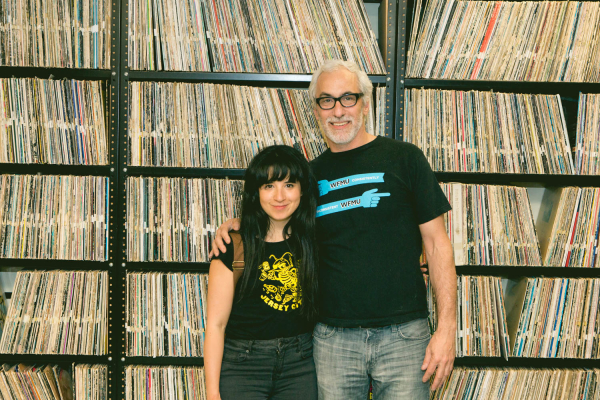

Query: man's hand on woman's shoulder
209;218;241;257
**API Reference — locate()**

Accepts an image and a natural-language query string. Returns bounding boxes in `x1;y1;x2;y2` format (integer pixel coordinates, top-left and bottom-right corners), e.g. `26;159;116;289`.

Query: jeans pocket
396;318;431;340
313;323;337;339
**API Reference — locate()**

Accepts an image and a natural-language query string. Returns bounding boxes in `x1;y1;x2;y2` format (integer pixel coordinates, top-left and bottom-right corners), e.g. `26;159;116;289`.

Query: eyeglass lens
318;94;359;109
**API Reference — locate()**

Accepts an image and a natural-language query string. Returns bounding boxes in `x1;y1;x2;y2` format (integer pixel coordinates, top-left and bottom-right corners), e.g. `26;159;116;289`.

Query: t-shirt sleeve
410;148;452;224
211;240;235;271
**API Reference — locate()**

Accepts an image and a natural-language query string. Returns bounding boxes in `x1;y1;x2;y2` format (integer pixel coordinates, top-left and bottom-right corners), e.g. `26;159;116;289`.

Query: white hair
308;60;373;107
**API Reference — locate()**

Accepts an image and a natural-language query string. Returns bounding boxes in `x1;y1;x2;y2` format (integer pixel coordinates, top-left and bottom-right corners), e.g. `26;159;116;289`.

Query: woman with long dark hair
205;145;319;400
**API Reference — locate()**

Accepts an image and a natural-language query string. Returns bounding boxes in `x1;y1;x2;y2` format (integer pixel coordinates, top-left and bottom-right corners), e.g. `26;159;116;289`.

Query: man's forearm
427;238;457;331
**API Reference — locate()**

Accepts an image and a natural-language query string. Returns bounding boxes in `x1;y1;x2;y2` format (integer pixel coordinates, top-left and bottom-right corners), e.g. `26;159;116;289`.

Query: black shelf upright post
380;0;398;138
394;0;408;140
111;0;125;398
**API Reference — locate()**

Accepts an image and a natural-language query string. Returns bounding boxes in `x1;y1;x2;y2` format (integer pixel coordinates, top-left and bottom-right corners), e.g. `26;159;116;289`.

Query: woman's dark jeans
220;332;317;400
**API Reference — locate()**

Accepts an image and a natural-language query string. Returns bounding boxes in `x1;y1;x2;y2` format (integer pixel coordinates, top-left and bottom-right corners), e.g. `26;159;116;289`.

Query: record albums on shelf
128;81;386;169
128;0;384;73
0;270;108;355
126;272;208;357
431;367;600;399
406;0;600;82
0;364;73;399
0;175;109;261
404;88;574;174
0;78;109;165
0;0;111;69
128;0;210;71
506;277;600;359
126;177;242;263
537;187;600;268
575;93;600;176
125;365;206;400
427;275;510;359
440;183;541;266
74;364;108;400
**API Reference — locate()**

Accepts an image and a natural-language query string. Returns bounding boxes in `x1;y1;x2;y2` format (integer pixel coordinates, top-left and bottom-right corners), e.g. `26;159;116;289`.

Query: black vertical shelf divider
381;0;398;138
395;0;408;140
114;0;127;398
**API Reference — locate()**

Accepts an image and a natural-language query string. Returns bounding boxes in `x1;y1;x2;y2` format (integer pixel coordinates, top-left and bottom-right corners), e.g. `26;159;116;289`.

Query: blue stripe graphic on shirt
316;189;391;217
318;173;385;196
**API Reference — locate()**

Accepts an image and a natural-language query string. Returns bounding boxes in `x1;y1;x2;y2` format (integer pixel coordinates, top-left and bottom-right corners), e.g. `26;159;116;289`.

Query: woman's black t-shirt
213;240;313;340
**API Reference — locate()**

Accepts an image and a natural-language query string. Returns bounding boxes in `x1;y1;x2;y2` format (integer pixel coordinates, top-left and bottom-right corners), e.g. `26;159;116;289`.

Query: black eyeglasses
315;93;364;110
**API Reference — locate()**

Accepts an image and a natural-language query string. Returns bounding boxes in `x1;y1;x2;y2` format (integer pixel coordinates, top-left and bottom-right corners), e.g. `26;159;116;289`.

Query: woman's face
259;179;302;225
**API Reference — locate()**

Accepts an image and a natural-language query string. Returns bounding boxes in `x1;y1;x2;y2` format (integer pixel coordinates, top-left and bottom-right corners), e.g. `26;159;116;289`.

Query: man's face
313;68;369;146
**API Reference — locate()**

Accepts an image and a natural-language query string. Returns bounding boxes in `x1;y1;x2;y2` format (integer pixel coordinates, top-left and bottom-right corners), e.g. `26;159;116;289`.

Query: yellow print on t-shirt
259;252;302;312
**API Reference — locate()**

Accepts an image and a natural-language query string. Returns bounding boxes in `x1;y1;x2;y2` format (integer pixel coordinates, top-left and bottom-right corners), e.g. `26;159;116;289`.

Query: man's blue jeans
313;318;431;400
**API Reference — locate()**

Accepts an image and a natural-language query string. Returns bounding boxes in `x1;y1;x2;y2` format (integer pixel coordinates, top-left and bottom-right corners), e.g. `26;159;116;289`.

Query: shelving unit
396;0;600;377
112;1;400;399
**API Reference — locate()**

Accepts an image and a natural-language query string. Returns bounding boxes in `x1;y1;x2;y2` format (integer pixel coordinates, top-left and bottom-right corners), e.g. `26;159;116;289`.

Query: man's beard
322;111;364;145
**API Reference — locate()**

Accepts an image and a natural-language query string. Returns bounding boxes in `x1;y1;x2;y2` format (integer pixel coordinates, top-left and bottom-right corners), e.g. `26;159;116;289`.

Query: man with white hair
213;59;456;399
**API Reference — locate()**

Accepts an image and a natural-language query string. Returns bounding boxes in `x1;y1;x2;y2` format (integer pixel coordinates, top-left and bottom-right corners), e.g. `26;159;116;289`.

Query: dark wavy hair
237;145;318;321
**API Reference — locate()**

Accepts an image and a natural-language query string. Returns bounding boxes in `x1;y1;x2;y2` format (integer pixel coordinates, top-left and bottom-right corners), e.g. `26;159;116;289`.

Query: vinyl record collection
511;278;600;359
440;183;541;266
128;0;210;71
74;364;108;400
129;0;385;73
0;175;109;261
539;187;600;268
126;273;208;357
575;93;600;175
404;88;574;174
128;82;327;167
0;78;108;165
373;87;386;138
427;275;510;358
0;0;111;68
126;177;242;263
0;364;73;400
431;367;600;400
128;0;384;73
125;366;206;400
407;0;600;82
0;270;108;355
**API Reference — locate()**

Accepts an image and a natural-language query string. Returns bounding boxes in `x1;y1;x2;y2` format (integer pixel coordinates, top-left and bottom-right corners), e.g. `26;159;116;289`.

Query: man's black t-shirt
310;137;451;328
214;240;312;340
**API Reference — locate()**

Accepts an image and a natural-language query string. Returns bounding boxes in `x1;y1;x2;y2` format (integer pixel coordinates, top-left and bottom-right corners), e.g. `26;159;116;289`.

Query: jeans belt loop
248;340;253;354
297;335;302;352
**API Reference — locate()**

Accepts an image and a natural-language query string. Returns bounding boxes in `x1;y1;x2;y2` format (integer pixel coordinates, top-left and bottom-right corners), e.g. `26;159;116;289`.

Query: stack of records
204;0;385;74
404;88;574;174
510;278;600;359
432;367;600;400
575;93;600;175
538;187;600;268
128;82;327;168
126;273;208;357
0;78;108;165
440;183;541;266
0;0;111;68
0;364;73;399
0;270;108;355
0;175;109;261
126;177;242;263
74;364;108;400
427;275;510;358
125;366;206;400
373;87;387;137
407;0;600;82
128;0;210;71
